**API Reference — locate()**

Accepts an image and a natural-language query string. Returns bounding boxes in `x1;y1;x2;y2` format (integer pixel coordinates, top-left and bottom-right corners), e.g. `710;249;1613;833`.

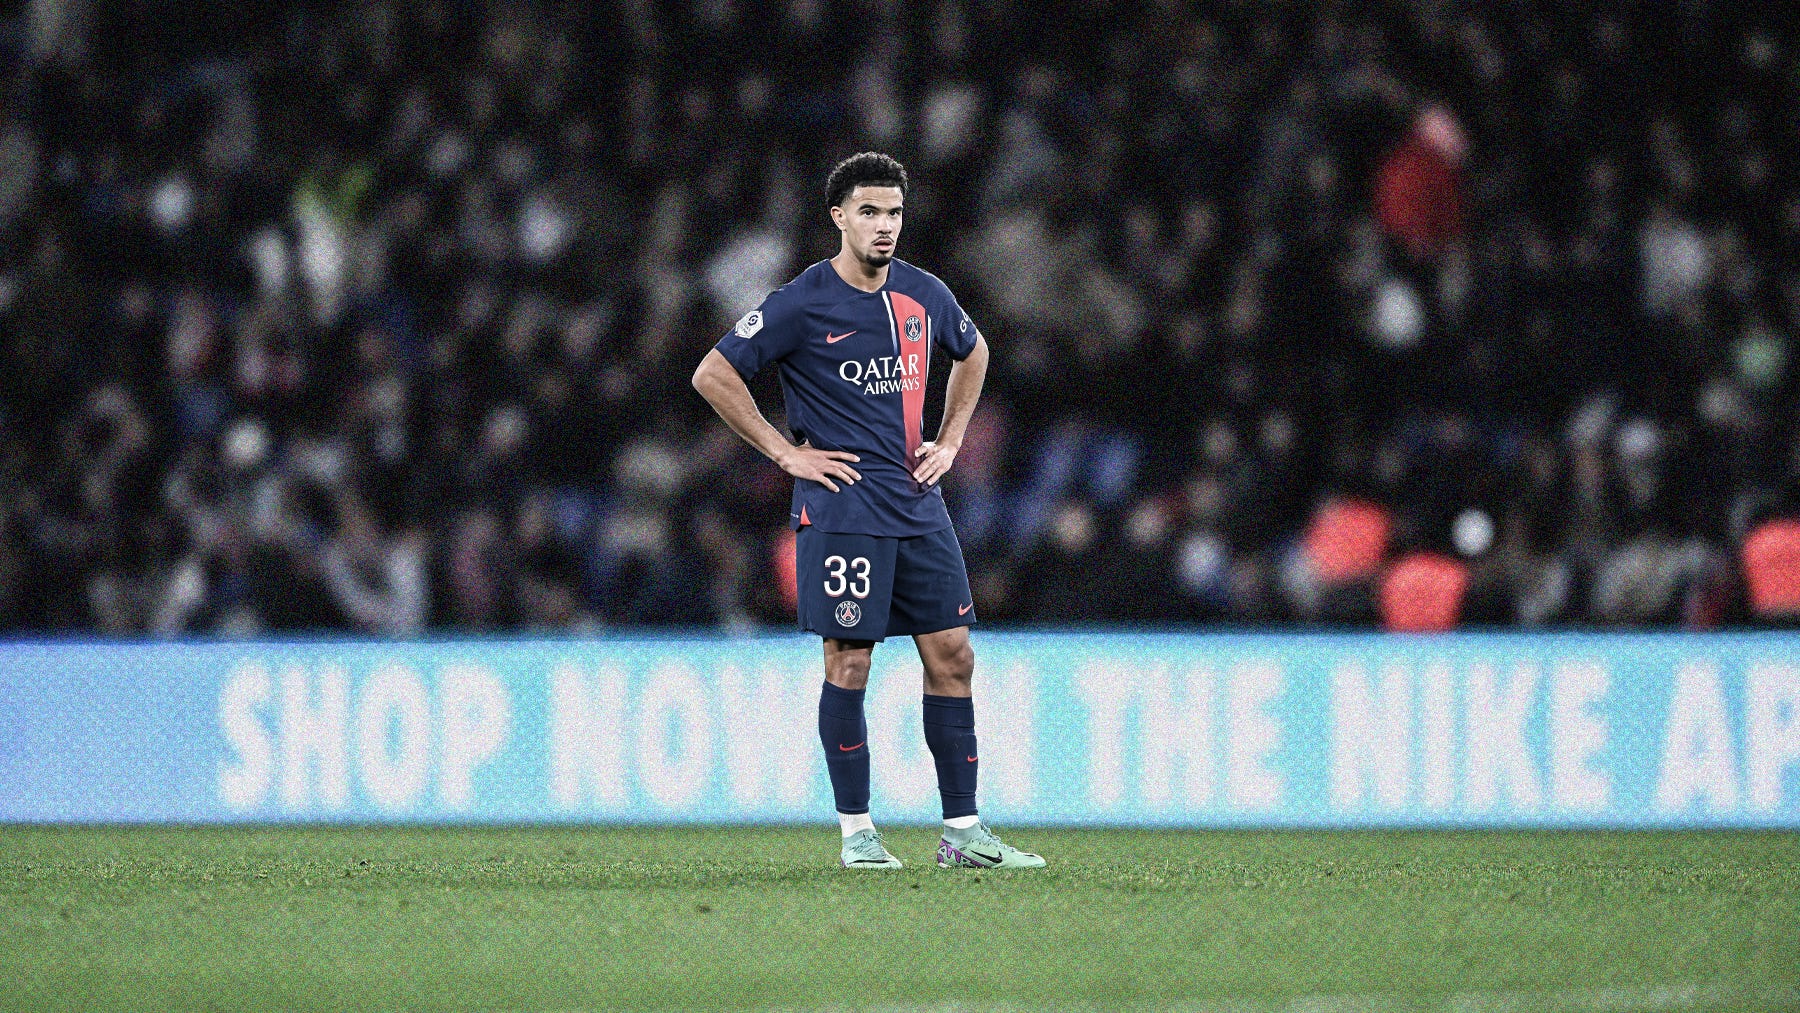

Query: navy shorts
795;524;976;641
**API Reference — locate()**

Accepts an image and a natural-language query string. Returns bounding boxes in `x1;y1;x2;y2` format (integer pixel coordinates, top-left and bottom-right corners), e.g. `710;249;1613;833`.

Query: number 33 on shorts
823;555;872;598
796;531;893;637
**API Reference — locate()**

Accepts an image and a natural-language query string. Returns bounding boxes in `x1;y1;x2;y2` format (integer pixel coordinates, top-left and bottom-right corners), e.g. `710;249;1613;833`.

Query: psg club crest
904;315;923;342
835;600;862;627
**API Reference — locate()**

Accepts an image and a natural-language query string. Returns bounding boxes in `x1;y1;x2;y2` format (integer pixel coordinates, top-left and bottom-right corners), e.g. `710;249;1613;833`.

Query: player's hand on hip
912;441;958;486
779;442;861;492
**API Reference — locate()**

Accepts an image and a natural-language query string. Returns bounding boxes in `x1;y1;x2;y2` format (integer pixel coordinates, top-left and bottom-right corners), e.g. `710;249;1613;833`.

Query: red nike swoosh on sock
838;741;865;752
967;756;977;762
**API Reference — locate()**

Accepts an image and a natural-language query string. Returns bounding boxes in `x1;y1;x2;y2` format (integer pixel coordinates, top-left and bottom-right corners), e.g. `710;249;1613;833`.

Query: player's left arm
913;331;988;486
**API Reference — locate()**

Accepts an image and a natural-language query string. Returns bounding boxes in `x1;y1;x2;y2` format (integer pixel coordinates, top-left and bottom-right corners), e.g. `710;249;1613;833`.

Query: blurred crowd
2;1;1799;635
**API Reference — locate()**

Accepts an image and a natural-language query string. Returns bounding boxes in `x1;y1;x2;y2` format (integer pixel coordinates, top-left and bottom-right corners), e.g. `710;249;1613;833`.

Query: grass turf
0;826;1795;1012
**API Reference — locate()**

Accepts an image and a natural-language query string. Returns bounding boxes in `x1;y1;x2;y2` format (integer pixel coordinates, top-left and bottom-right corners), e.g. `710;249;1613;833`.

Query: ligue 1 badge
905;315;922;341
735;309;764;339
835;600;862;627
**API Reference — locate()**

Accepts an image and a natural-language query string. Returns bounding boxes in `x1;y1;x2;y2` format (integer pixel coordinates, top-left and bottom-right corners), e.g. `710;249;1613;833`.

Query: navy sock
818;681;870;815
922;694;978;819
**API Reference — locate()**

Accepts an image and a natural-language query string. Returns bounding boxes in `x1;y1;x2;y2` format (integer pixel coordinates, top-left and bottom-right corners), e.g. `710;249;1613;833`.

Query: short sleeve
714;288;803;380
937;288;979;361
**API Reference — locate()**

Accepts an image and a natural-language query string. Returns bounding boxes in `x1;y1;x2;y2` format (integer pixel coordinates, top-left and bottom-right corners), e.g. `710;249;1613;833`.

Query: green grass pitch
1;826;1796;1012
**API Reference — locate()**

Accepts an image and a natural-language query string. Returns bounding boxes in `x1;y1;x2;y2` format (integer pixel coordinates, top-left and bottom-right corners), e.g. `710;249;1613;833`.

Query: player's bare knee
825;646;873;690
925;642;974;694
827;662;870;691
950;641;975;681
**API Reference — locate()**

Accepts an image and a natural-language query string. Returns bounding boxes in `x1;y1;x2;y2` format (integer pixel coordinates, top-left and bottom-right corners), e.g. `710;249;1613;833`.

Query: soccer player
692;152;1045;871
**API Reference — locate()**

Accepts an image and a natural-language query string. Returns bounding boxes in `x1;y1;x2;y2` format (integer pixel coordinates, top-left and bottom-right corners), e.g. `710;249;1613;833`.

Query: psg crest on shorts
904;315;922;341
835;600;862;627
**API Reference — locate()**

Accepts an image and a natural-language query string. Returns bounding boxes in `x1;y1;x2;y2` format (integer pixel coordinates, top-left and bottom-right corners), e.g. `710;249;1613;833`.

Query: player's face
831;186;903;267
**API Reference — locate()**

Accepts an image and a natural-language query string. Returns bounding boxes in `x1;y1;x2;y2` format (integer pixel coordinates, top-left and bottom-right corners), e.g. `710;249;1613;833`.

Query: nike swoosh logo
967;848;1003;865
825;330;856;343
966;756;978;762
838;741;865;752
958;603;972;615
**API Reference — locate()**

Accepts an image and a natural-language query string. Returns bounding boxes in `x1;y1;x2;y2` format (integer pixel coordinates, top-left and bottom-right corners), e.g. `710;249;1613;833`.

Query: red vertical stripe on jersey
887;291;931;466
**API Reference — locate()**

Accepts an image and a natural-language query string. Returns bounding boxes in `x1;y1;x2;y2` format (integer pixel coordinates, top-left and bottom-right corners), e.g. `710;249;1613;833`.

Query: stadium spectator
1742;517;1800;625
1379;551;1470;633
1374;104;1467;262
1287;494;1392;623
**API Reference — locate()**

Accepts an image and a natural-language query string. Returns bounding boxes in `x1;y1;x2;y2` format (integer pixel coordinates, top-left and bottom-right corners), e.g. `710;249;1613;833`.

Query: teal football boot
840;829;904;869
936;822;1046;869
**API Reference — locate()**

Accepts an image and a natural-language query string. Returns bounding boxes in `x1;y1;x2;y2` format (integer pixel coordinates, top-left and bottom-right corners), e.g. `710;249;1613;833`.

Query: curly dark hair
825;152;908;208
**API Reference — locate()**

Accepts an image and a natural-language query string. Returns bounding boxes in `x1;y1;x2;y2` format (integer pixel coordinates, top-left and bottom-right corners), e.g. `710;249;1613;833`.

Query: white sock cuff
943;814;981;830
838;812;875;837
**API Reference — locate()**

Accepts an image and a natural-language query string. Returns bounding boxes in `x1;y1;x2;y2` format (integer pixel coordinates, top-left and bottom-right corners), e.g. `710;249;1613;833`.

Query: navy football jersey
714;258;980;537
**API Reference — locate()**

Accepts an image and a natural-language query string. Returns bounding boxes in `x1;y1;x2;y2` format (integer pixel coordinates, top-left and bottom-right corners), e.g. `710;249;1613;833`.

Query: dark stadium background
3;2;1798;636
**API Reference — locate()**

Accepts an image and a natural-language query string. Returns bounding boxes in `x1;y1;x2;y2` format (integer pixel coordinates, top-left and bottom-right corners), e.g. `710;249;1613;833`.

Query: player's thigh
887;525;976;636
794;527;900;640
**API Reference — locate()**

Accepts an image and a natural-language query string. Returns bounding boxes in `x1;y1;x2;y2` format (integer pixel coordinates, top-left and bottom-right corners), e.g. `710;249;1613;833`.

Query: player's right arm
691;350;863;493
